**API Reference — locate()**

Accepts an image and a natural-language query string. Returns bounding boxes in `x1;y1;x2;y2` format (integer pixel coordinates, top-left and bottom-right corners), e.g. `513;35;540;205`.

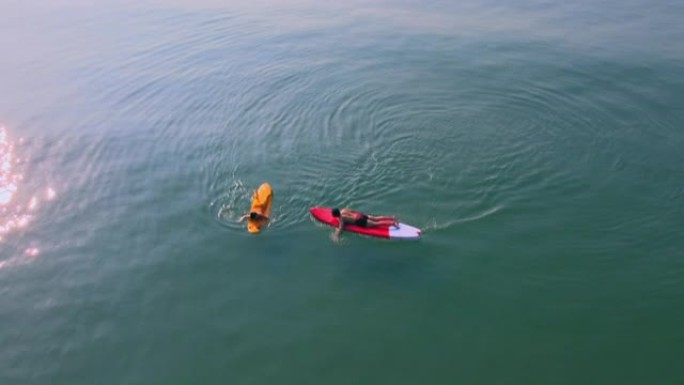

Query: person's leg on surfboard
365;218;399;228
367;215;399;227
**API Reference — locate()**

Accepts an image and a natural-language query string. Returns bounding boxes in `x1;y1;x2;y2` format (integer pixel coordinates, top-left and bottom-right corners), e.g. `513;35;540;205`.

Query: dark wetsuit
353;212;368;227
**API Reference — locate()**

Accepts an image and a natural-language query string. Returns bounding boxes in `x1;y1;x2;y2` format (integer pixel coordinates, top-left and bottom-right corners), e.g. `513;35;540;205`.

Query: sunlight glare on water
0;124;55;265
0;126;17;206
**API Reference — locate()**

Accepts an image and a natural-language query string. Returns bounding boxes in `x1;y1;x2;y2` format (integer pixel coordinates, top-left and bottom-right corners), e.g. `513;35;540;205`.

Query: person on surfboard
238;185;272;226
238;211;269;223
331;208;398;239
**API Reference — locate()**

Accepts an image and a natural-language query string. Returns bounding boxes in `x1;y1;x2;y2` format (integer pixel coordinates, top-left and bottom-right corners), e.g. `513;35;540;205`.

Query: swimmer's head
331;208;341;217
250;212;258;220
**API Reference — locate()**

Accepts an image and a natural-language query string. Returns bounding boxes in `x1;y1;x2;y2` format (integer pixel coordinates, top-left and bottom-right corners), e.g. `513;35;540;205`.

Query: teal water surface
1;0;683;384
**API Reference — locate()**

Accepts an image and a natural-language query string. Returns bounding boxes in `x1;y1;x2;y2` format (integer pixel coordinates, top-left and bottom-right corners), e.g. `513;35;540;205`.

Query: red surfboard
309;207;421;240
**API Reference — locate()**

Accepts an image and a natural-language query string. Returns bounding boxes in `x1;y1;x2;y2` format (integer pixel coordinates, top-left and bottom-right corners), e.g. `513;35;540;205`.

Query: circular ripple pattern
1;1;683;384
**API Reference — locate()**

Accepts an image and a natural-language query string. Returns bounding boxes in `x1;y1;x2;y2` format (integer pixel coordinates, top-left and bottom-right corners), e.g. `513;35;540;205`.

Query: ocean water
1;0;683;383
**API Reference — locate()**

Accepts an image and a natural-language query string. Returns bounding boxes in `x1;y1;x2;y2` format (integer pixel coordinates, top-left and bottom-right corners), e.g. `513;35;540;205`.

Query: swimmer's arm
335;218;344;237
238;214;249;223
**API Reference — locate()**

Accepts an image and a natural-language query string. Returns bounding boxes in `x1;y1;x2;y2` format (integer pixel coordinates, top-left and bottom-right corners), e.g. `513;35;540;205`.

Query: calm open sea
1;0;683;383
